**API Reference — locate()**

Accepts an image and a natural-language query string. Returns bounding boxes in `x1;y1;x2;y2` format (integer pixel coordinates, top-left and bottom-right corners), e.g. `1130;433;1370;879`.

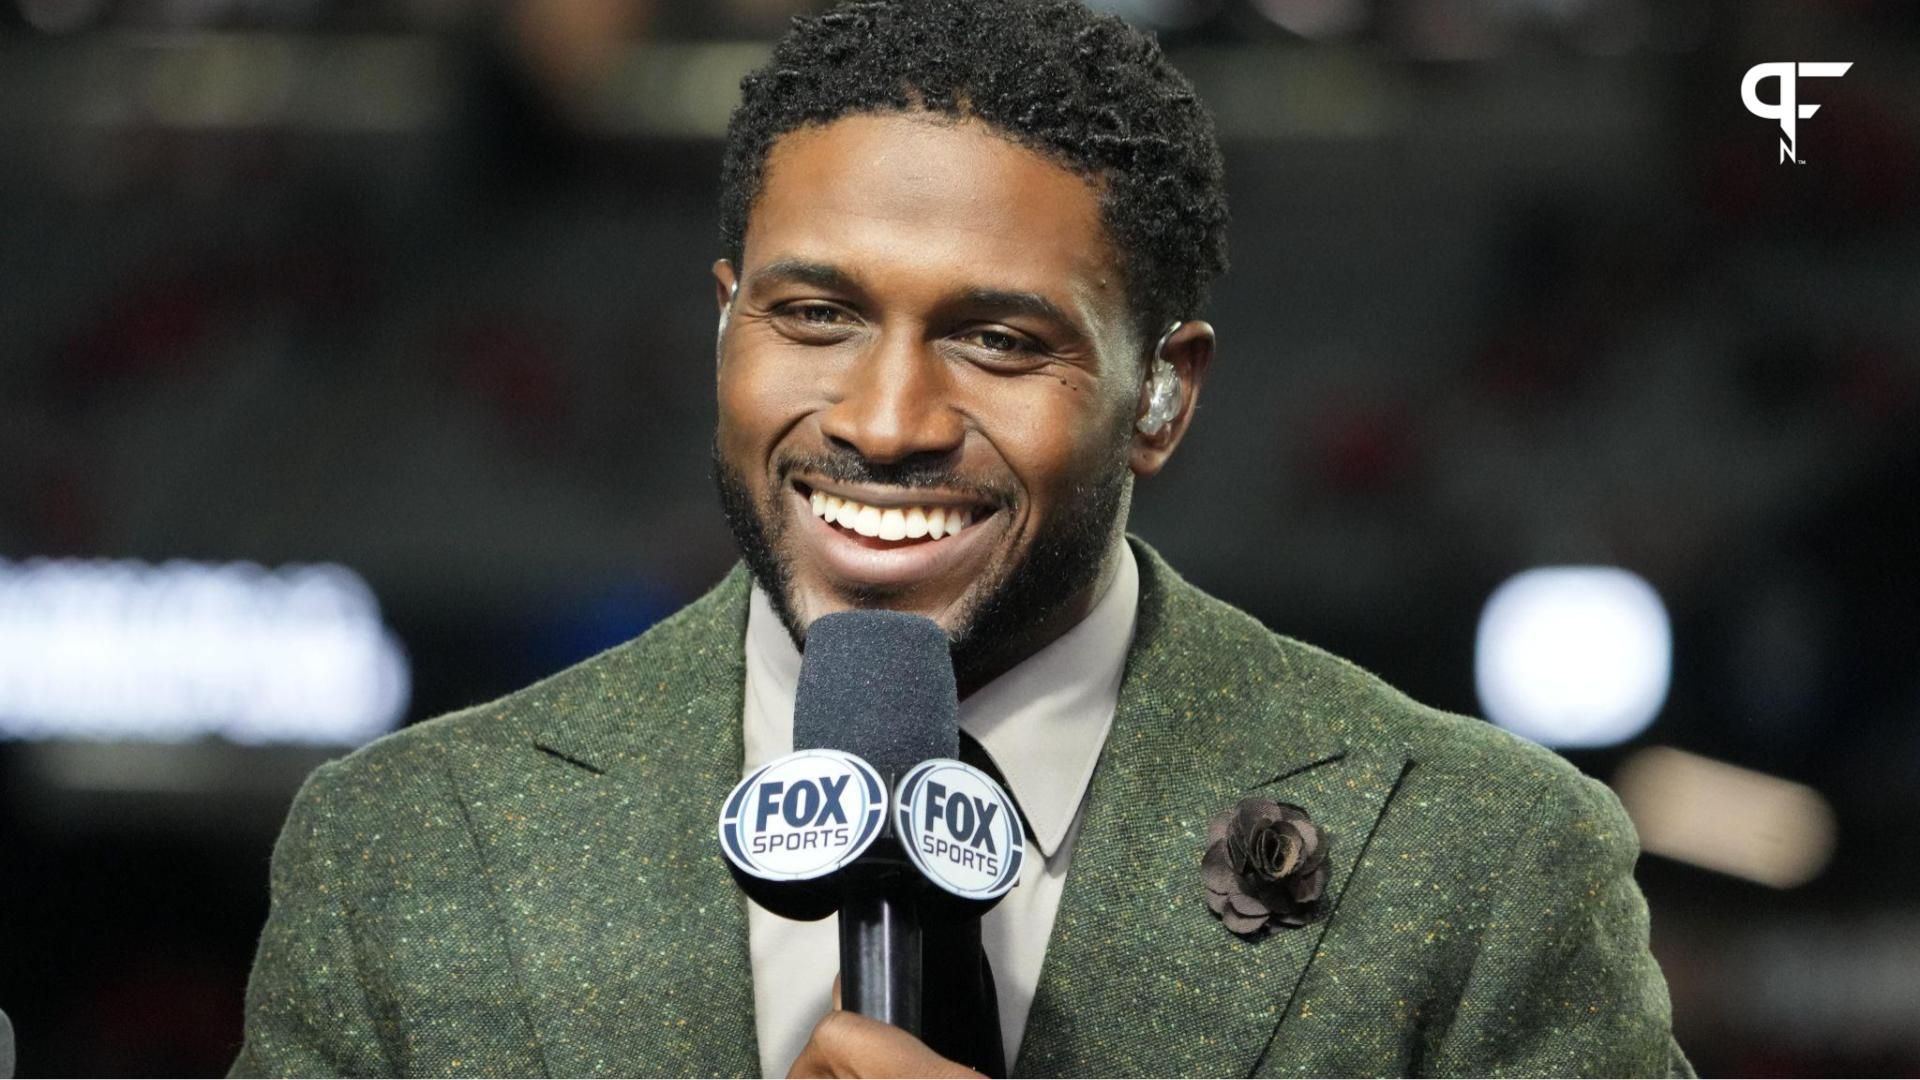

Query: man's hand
786;1010;984;1080
788;982;983;1080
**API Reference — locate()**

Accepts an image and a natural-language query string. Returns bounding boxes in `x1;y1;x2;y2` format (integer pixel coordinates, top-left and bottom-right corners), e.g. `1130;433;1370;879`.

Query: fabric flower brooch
1202;798;1331;936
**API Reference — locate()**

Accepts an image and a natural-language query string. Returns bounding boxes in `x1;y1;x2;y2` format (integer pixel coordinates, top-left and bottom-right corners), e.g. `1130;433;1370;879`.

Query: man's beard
712;428;1132;691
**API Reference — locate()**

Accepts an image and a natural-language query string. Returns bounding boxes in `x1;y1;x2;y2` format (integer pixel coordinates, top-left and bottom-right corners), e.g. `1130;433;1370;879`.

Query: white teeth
807;490;985;542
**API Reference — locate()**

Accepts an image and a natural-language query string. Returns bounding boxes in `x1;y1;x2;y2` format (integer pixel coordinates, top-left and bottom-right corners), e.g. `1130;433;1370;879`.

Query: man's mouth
787;478;1002;590
802;486;982;545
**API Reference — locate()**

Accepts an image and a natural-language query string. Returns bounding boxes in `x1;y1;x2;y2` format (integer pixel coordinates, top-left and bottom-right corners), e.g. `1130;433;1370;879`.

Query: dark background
2;0;1917;1074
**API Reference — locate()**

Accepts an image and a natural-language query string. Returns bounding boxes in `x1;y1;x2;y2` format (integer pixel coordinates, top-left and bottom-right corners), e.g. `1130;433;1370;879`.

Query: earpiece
1136;320;1185;436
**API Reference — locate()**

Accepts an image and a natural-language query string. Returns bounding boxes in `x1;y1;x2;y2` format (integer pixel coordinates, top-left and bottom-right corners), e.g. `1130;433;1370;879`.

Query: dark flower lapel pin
1203;798;1331;936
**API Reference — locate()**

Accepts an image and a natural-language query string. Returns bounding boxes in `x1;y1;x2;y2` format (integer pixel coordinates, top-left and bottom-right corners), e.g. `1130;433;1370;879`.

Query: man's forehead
744;112;1124;314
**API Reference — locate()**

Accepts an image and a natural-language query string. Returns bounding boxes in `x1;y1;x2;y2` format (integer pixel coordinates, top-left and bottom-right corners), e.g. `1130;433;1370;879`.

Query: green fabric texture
231;539;1691;1078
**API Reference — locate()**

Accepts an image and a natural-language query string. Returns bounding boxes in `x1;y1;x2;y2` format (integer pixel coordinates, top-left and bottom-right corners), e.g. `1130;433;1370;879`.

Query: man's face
712;112;1153;687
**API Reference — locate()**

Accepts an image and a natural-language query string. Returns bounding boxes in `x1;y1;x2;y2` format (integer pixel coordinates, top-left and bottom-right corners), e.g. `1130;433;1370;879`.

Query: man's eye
786;303;849;326
959;328;1032;354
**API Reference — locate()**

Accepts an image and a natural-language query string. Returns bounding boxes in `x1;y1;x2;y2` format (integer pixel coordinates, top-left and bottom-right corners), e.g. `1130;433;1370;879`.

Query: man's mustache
774;449;1015;510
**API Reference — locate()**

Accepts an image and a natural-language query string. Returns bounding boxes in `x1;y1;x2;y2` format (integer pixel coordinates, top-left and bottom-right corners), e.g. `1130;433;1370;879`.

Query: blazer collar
531;563;753;776
480;565;761;1077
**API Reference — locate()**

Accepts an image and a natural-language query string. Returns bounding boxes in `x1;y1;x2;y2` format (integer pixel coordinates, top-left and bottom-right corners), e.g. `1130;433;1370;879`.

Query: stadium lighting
1475;565;1671;748
1613;746;1837;889
0;557;408;746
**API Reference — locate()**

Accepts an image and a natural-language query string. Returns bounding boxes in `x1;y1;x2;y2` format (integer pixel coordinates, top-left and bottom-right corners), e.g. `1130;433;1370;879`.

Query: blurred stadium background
1;0;1917;1074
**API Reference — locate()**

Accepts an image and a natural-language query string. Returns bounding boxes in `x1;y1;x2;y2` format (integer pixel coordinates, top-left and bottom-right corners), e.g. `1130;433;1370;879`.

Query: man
232;0;1691;1076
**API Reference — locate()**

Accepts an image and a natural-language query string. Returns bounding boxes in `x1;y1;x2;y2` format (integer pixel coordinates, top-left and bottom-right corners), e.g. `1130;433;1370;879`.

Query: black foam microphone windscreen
793;609;958;774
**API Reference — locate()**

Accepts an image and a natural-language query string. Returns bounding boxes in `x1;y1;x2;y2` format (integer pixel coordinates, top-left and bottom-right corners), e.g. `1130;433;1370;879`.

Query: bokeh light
1475;566;1672;748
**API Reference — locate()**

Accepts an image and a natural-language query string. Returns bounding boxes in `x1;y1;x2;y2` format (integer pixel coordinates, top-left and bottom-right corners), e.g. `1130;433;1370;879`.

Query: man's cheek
714;379;763;447
714;396;781;480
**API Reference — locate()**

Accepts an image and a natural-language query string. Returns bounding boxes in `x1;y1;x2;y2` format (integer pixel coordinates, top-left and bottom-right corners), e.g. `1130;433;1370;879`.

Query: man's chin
785;575;983;639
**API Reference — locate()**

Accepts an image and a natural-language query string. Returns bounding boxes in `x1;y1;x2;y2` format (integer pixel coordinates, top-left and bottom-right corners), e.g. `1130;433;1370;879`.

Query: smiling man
232;1;1690;1077
711;104;1182;699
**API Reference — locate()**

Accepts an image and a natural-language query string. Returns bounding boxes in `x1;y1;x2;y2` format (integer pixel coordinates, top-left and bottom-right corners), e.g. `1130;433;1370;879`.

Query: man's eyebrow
750;259;1086;334
749;258;864;294
955;287;1079;330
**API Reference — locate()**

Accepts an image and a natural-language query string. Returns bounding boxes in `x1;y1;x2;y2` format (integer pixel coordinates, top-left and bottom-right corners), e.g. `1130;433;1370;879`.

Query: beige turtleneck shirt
740;540;1140;1078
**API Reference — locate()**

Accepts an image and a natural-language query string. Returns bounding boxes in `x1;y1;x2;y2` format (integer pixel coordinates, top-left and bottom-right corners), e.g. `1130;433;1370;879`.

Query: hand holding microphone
717;610;1024;1076
786;1007;987;1080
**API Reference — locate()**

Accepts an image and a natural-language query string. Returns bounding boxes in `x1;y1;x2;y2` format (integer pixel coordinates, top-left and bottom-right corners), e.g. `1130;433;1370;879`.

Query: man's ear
712;259;739;362
712;259;739;318
1130;319;1214;479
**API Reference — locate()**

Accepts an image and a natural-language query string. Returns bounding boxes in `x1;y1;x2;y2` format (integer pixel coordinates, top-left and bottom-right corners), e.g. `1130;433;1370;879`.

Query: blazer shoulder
1277;625;1599;806
304;564;753;795
1140;542;1595;804
1270;625;1611;834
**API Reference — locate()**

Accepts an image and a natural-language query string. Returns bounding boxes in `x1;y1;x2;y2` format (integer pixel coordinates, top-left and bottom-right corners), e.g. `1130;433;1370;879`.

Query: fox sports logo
719;748;886;882
895;759;1025;901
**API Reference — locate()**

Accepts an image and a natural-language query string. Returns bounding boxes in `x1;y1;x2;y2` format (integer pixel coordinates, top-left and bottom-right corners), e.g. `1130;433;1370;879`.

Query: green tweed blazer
232;539;1692;1078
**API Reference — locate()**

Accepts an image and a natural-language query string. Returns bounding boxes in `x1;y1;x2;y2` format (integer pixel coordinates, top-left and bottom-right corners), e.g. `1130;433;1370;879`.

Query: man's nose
818;333;966;464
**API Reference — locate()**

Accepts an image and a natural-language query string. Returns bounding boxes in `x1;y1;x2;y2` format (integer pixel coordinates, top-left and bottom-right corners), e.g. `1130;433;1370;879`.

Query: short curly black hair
718;0;1229;352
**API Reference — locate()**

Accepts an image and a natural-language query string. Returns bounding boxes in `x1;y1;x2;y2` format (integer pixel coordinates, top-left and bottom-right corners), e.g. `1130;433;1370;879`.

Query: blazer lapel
1017;543;1413;1078
451;568;761;1078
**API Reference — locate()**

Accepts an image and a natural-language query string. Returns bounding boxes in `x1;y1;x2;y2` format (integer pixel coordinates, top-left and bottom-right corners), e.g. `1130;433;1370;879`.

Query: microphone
715;610;955;945
716;609;1025;1058
793;611;960;1033
792;610;959;768
1;1006;15;1080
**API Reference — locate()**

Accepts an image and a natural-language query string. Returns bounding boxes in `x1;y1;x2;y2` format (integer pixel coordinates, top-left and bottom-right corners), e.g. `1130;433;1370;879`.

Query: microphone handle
838;890;922;1035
